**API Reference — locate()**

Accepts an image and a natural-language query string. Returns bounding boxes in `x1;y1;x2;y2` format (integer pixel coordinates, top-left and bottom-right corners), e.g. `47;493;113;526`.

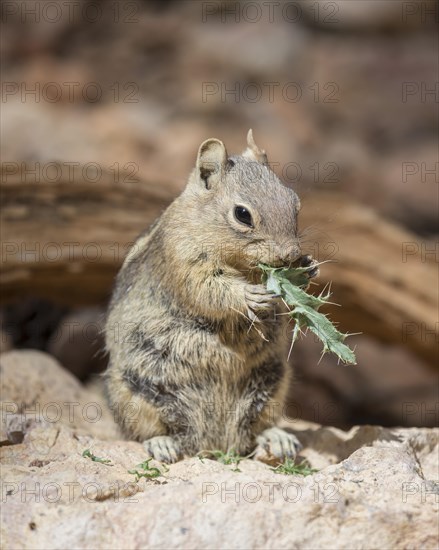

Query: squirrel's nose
277;243;301;265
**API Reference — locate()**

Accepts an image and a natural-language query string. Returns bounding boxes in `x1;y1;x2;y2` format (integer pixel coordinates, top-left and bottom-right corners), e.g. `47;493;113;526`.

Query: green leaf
82;449;113;466
128;458;163;481
271;458;317;476
259;263;357;365
197;449;244;472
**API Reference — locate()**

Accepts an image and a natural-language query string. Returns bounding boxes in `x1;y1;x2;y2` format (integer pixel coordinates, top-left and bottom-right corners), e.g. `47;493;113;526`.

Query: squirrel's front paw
299;255;319;280
254;427;302;464
143;435;182;464
244;284;280;319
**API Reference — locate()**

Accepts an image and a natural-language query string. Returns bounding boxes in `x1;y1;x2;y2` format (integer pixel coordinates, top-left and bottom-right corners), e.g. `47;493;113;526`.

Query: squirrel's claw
299;255;320;279
254;427;302;464
143;435;182;464
245;284;280;315
246;308;260;324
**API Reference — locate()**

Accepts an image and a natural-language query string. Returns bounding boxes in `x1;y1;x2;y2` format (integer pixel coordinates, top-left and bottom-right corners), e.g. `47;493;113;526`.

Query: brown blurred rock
0;299;66;351
47;307;106;380
380;145;439;235
298;0;438;31
2;3;437;233
0;313;13;354
0;332;12;354
289;335;439;429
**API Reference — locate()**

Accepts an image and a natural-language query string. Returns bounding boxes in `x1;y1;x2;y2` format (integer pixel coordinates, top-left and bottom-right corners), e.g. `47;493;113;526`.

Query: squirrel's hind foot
254;427;302;463
143;435;182;464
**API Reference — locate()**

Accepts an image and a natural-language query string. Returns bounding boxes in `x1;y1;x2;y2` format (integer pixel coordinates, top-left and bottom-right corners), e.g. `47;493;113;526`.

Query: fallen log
1;166;174;305
1;167;437;366
299;193;438;366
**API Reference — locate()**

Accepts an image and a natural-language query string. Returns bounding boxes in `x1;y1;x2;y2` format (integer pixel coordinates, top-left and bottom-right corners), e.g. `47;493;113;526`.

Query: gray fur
105;131;317;463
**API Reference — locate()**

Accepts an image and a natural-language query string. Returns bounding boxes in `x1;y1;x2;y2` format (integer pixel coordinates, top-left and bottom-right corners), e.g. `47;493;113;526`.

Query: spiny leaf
259;263;357;365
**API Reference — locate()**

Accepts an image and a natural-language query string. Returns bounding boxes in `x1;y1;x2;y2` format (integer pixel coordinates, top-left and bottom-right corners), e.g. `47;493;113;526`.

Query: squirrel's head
184;130;302;270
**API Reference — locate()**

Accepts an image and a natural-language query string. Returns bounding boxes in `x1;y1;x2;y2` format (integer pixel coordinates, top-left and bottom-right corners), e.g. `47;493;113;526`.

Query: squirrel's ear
196;138;228;190
242;129;268;165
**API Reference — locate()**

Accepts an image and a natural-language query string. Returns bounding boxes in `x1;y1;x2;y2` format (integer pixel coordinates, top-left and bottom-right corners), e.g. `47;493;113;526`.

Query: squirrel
104;130;318;463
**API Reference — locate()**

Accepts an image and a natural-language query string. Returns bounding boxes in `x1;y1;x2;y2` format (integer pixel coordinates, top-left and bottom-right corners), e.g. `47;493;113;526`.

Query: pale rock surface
1;350;438;549
0;350;120;442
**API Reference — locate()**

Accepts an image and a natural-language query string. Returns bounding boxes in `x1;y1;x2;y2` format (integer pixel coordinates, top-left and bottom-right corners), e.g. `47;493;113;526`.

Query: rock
1;417;437;549
1;350;438;549
380;145;439;235
1;299;66;351
47;307;106;380
298;0;438;31
0;350;120;442
290;334;439;429
0;331;13;354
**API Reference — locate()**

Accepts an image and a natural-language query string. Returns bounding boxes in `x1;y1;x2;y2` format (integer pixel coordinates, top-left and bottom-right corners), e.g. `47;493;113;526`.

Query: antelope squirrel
105;130;318;463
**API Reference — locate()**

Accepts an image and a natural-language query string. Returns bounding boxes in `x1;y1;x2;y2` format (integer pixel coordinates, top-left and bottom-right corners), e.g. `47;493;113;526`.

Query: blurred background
1;0;438;429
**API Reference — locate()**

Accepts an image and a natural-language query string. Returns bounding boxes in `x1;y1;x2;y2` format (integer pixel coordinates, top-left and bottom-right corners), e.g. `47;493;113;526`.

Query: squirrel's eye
234;206;253;227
